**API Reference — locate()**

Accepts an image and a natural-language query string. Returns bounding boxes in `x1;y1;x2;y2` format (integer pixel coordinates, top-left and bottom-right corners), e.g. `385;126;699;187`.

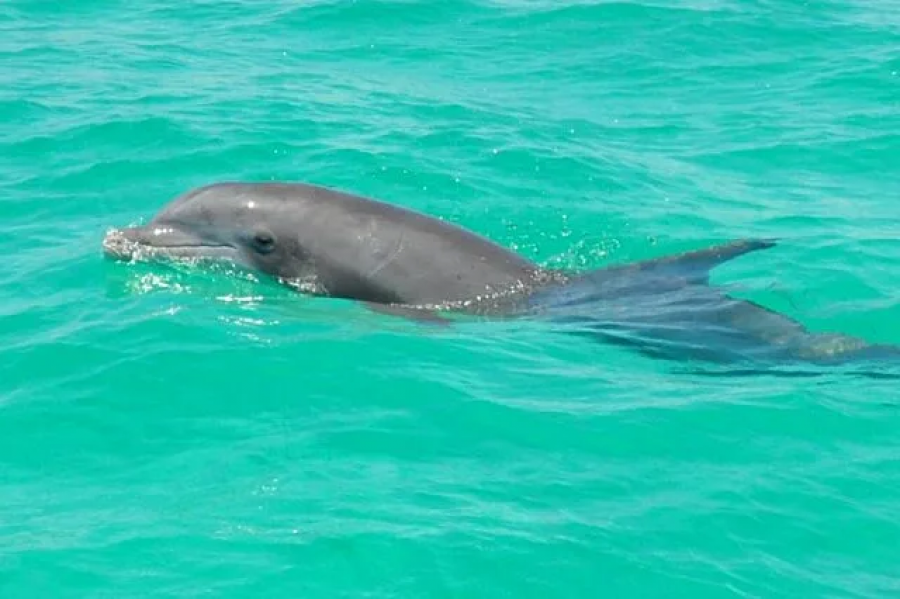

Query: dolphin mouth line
102;228;236;262
140;243;230;250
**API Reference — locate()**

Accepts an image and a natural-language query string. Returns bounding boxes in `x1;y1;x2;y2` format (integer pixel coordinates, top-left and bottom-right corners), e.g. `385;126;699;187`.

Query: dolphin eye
252;230;276;254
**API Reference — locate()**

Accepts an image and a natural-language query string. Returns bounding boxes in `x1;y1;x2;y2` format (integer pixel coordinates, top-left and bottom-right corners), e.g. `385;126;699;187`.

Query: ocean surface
2;1;899;596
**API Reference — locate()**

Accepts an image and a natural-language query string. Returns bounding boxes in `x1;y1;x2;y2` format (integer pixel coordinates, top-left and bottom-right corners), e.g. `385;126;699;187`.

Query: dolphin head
103;182;320;287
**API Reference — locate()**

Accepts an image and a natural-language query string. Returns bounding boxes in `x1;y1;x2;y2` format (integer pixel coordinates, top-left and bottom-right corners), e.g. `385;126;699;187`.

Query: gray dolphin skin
103;181;900;370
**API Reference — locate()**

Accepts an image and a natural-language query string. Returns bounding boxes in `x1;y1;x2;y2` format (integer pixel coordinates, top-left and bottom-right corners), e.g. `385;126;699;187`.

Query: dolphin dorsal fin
630;238;778;284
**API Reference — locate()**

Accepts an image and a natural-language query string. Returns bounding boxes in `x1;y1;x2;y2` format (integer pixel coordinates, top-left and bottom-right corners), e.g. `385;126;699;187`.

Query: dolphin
102;181;899;370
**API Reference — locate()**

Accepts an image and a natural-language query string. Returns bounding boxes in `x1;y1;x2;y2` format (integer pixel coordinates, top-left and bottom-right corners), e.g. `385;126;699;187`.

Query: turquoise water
2;0;900;596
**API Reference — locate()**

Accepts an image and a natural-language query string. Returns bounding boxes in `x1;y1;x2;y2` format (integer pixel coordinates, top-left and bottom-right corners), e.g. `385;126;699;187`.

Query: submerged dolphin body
520;241;900;369
102;181;899;370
